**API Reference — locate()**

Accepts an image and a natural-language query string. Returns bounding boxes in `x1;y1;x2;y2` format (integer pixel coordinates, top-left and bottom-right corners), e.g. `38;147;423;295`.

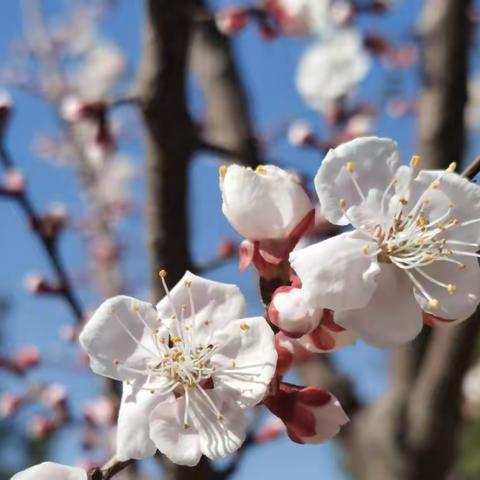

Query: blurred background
1;0;480;479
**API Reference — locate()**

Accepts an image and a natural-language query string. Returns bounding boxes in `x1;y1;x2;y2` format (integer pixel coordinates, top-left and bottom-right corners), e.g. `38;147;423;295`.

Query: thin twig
0;144;84;323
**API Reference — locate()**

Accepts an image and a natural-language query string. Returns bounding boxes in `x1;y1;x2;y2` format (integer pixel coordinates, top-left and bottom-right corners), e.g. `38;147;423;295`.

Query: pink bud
265;382;349;444
29;415;56;439
4;170;25;194
41;384;68;410
12;345;40;371
254;416;286;443
217;239;237;259
269;286;321;338
24;274;63;295
0;393;24;417
287;120;316;147
215;8;249;35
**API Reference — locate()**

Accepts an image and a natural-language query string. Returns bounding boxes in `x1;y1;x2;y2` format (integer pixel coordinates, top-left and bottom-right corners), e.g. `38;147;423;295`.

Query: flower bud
220;164;312;242
265;382;349;444
29;415;56;439
269;286;322;337
0;393;24;418
12;345;40;371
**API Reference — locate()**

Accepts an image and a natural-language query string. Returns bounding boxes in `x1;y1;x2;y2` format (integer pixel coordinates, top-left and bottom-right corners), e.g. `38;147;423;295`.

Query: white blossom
291;136;480;347
219;164;312;241
296;29;370;112
79;272;277;466
11;462;86;480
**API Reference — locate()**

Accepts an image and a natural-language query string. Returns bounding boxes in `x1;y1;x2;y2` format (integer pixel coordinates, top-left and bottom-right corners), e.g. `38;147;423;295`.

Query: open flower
291;136;480;347
11;462;86;480
79;271;277;466
296;29;370;112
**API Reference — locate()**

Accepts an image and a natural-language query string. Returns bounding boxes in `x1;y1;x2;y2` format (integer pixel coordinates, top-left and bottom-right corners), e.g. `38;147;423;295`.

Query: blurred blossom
41;384;68;410
28;415;56;439
296;29;370;112
4;170;25;194
267;0;346;37
0;393;24;418
73;40;125;100
287;119;316;147
217;239;237;258
254;416;286;443
215;7;249;35
84;396;116;427
13;345;40;371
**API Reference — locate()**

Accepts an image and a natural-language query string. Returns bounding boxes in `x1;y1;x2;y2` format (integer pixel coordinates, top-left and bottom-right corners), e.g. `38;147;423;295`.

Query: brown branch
190;0;261;168
0;145;84;323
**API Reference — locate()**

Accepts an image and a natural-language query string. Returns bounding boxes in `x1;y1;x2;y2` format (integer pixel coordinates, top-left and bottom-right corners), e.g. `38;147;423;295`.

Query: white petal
156;271;247;347
413;256;480;321
149;397;203;467
308;396;350;444
220;164;312;240
211;317;277;407
116;383;170;461
290;232;381;311
335;264;423;348
79;296;159;382
189;389;248;460
270;287;321;336
11;463;86;480
314;136;401;225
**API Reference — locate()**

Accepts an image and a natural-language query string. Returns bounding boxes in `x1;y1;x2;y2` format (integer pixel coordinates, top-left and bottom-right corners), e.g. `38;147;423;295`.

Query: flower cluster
220;136;480;349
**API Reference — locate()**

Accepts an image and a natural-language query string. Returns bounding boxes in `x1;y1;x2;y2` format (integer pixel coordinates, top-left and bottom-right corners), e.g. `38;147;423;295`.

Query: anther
184;280;192;288
218;415;224;422
231;360;237;368
255;165;266;174
219;165;227;178
458;263;466;270
159;269;167;278
432;180;441;189
428;299;439;309
113;359;120;365
346;162;355;174
399;196;408;205
183;423;191;430
447;162;457;173
362;244;369;255
447;284;457;295
149;389;155;394
339;198;347;210
240;322;250;332
410;155;421;167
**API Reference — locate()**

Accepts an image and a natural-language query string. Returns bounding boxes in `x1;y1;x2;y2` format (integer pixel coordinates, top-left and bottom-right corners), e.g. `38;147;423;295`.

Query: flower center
339;159;480;310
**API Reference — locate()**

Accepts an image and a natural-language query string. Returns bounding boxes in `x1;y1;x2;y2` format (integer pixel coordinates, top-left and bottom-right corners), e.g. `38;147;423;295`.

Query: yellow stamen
447;284;457;295
429;299;439;309
410;155;421;167
447;162;457;173
346;162;355;174
219;165;227;178
159;269;167;278
240;322;250;332
255;165;266;174
339;198;347;210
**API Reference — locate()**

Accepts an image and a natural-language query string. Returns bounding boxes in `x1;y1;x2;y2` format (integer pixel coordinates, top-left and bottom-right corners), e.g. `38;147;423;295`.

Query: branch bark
190;1;261;168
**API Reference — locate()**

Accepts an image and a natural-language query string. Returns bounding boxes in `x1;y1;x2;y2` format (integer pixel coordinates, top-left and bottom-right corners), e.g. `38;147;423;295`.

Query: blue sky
0;0;469;478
